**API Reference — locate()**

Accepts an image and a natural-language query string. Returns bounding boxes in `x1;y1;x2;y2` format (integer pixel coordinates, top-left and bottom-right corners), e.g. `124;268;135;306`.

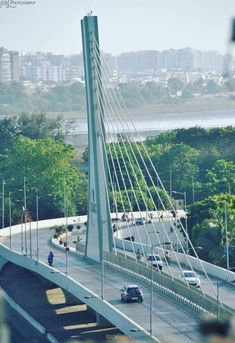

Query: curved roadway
1;227;202;343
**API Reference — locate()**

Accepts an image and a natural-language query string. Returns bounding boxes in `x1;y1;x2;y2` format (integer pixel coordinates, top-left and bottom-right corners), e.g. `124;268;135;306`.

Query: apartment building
0;47;20;82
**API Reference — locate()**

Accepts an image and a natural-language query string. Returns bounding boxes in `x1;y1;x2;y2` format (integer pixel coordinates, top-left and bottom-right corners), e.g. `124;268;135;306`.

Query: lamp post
101;240;104;300
36;193;52;263
23;176;27;255
100;219;109;300
36;195;39;262
8;191;12;250
224;201;230;270
169;170;172;198
191;176;195;204
2;180;5;229
20;214;23;255
150;244;154;336
63;178;69;276
172;191;188;253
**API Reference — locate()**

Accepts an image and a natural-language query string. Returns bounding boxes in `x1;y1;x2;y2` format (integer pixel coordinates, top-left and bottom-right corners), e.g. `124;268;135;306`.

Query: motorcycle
48;252;54;266
165;252;171;265
48;257;53;266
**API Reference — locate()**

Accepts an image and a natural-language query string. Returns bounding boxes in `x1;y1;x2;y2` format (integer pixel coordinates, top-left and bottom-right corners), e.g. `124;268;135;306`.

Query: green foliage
205;160;235;195
17;112;65;139
0;136;83;220
0;78;226;115
206;80;219;94
50;225;65;236
0;112;66;155
0;117;18;154
167;78;184;95
189;194;235;266
143;126;235;266
0;82;86;114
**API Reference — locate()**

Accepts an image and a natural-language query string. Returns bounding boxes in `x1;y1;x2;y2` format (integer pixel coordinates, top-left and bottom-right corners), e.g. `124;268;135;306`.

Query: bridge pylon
81;15;112;262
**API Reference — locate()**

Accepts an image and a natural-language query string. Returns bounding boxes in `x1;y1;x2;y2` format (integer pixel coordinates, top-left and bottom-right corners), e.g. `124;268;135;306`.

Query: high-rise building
10;51;20;81
0;47;11;82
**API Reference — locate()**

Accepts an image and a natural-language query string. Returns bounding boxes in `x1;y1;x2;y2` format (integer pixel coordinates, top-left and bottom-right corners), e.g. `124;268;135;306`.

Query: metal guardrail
104;251;235;319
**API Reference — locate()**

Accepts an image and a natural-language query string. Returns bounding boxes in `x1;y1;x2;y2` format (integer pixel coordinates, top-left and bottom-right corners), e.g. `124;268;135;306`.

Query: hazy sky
0;0;235;55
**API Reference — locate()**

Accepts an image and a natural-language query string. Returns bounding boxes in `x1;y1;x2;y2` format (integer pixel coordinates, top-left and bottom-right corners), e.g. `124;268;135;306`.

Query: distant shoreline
46;96;235;120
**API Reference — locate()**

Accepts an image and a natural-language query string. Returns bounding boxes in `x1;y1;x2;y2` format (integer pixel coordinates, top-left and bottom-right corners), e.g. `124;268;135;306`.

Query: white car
146;254;163;270
181;270;201;288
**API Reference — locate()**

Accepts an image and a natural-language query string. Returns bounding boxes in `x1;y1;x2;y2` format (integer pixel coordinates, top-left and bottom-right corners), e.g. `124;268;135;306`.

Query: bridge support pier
64;290;84;305
0;256;7;272
87;305;113;328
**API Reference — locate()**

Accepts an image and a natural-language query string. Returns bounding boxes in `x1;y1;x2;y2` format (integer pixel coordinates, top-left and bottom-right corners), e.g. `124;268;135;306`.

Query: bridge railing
113;235;235;284
104;251;235;319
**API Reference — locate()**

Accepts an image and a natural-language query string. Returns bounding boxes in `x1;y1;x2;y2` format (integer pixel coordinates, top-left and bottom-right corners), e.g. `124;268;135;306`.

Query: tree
17;112;65;139
205;159;235;196
0;112;69;155
206;80;219;94
190;77;205;94
167;78;183;95
189;194;235;266
0;136;85;221
0;116;18;154
156;143;201;191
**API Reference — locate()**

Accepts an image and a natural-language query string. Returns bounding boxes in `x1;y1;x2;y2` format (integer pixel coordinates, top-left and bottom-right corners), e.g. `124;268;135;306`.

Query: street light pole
183;191;189;254
100;219;106;301
36;195;39;263
36;193;52;263
2;179;5;229
150;244;153;336
101;229;104;300
169;170;172;198
9;191;12;250
192;176;195;204
224;202;230;270
23;176;27;255
64;179;68;276
20;214;23;255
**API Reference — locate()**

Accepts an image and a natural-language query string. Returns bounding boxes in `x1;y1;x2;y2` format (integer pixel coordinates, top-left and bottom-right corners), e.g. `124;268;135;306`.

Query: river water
68;108;235;136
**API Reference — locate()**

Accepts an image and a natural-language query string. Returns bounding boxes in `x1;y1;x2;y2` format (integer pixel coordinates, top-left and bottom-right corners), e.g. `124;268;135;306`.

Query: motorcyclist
136;248;141;261
165;250;171;265
48;251;54;266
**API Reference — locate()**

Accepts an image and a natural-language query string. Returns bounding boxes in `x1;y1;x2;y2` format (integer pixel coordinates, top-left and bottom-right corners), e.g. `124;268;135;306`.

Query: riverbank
65;105;235;159
47;96;235;120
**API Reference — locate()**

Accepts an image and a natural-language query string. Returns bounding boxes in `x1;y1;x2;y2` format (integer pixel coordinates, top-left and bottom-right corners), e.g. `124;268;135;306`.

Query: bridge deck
1;228;202;343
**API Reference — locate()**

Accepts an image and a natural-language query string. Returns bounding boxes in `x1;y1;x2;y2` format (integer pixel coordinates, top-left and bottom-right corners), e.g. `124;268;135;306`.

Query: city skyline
0;45;226;84
0;0;234;55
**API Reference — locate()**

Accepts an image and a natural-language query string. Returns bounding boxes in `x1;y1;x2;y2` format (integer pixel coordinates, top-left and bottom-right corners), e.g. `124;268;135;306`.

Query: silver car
181;270;201;288
146;254;163;270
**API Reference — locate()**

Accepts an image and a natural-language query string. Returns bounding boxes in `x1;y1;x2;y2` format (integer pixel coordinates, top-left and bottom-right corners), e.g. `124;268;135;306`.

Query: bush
68;224;74;232
50;225;65;236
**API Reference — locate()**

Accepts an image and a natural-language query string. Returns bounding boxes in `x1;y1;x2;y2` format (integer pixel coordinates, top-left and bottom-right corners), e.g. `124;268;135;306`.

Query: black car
121;285;143;303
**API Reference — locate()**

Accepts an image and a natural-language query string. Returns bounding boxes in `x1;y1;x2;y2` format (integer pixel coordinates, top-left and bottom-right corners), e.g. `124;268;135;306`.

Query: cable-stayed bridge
1;15;235;342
